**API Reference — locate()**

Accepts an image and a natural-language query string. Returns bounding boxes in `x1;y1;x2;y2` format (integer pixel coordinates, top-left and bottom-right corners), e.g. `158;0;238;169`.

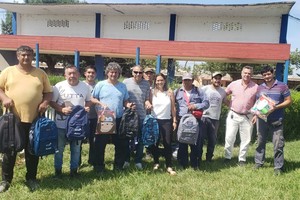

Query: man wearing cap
224;66;258;166
175;73;209;169
201;72;228;162
143;67;155;89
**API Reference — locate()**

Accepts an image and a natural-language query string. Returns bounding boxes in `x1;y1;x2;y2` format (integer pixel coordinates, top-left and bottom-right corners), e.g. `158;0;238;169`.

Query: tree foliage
290;48;300;69
1;12;12;35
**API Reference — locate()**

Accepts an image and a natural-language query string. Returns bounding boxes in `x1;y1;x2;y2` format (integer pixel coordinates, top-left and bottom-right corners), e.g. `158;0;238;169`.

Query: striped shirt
257;80;290;121
226;79;258;114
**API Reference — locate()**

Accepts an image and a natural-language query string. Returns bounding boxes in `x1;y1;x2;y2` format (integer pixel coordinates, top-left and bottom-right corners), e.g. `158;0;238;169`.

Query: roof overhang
0;35;290;64
0;2;295;16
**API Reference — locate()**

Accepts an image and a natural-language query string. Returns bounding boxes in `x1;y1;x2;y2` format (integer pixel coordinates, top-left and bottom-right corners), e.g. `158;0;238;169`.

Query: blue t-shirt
92;80;129;118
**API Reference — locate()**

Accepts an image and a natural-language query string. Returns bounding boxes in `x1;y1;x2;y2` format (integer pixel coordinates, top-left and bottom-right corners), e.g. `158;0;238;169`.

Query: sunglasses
133;71;143;75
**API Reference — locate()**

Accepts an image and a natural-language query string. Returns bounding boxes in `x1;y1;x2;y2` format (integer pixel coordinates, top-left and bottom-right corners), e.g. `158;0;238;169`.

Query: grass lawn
1;140;300;200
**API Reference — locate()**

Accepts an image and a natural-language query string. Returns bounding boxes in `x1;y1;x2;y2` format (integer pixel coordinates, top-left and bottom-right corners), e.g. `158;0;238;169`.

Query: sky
0;0;299;51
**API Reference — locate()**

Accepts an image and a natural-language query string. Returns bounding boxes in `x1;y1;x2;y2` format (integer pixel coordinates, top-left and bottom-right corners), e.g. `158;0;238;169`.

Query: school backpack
141;114;159;147
66;105;89;141
29;116;58;156
177;113;199;145
119;108;139;139
0;111;25;153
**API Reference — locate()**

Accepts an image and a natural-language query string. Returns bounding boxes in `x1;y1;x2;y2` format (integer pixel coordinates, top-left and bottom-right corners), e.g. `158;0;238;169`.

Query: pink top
225;79;258;114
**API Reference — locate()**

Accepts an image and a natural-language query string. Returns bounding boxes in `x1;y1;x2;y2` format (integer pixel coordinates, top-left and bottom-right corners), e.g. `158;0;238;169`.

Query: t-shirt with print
52;80;91;129
202;85;226;120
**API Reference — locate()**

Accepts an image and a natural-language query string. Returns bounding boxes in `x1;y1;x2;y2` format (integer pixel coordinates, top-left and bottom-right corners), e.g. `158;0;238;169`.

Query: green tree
290;48;300;69
1;12;12;35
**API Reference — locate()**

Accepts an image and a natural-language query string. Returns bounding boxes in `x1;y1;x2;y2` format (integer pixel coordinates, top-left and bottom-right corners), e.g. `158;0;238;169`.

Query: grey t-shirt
202;85;226;120
123;78;150;120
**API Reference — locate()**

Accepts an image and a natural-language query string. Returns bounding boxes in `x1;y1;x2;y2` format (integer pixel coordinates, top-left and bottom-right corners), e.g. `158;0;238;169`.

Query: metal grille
212;22;242;31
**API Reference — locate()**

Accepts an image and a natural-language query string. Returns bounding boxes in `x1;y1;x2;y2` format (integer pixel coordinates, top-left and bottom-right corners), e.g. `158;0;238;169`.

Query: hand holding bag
0;109;25;153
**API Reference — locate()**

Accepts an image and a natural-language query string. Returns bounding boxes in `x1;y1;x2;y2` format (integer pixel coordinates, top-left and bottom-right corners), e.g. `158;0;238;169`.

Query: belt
231;110;250;119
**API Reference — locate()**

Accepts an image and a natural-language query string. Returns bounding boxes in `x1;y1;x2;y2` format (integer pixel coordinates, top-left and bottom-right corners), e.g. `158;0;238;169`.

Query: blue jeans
54;128;82;170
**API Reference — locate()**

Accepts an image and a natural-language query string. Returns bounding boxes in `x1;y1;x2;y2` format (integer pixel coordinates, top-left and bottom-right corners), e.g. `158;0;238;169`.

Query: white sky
0;0;299;50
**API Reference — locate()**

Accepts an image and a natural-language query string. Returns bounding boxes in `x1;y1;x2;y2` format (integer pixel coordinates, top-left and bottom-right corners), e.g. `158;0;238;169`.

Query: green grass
1;140;300;199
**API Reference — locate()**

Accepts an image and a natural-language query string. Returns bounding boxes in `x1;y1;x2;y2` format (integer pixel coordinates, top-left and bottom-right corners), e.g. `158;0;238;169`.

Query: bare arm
169;90;177;131
0;88;13;108
38;92;53;114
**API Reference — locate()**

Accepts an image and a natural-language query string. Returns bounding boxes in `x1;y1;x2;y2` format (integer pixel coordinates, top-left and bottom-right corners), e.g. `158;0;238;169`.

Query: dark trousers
2;123;39;183
79;118;97;166
88;118;97;165
255;118;285;169
177;119;203;168
148;119;173;168
93;118;127;169
201;117;220;161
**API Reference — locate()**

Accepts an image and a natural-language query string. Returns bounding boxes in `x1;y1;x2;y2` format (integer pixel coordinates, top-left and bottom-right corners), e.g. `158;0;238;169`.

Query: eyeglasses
133;71;143;75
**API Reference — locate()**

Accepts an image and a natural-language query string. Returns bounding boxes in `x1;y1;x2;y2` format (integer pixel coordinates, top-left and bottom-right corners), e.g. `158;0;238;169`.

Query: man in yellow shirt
0;45;53;192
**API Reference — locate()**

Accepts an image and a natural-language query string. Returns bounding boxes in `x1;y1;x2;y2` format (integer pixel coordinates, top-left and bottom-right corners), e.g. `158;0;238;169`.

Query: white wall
176;16;281;43
18;14;95;37
16;13;282;43
102;15;169;40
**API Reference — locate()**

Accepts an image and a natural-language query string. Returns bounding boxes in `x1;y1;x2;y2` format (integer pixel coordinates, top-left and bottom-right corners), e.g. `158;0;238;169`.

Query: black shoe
26;179;39;192
274;168;283;176
0;181;10;193
253;164;262;170
70;168;79;178
238;161;246;167
54;169;62;179
93;166;105;173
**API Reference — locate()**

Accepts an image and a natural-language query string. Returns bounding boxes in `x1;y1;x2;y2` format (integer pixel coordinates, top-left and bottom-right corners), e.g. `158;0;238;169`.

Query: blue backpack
142;114;159;147
66;105;89;141
29;116;58;156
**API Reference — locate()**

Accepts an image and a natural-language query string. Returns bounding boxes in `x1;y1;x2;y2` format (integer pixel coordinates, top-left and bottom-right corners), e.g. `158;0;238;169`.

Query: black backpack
119;108;139;139
0;111;25;153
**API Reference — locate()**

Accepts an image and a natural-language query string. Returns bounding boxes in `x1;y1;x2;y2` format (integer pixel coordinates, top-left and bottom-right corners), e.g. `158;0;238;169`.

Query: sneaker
253;164;262;170
123;161;130;169
0;181;10;193
153;164;159;170
274;169;283;176
135;163;143;170
238;161;246;167
167;167;177;176
26;179;39;192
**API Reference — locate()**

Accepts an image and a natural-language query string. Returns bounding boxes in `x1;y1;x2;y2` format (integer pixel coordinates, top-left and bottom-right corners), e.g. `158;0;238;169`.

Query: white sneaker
167;167;177;176
135;163;143;170
153;164;159;170
123;161;130;169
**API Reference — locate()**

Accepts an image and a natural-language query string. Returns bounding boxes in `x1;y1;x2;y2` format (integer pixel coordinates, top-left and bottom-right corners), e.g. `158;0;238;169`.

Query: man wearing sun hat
201;72;228;162
174;73;209;169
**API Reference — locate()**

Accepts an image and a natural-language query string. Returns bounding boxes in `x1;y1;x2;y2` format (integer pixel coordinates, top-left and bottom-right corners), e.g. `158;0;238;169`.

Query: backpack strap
8;112;16;154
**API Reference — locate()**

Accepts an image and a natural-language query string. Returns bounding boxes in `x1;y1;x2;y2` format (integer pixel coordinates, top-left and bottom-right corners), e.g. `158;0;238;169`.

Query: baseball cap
212;72;223;78
182;73;193;80
144;67;154;73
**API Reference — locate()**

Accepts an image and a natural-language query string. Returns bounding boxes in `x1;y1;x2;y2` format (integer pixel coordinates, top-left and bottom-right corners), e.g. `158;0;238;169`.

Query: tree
1;12;12;35
290;49;300;69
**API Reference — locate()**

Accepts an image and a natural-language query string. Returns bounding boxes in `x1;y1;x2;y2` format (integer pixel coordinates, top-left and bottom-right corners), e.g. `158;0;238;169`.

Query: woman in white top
150;73;177;175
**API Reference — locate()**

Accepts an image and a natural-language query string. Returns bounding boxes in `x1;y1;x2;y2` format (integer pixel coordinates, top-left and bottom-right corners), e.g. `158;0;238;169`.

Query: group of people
0;46;292;193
